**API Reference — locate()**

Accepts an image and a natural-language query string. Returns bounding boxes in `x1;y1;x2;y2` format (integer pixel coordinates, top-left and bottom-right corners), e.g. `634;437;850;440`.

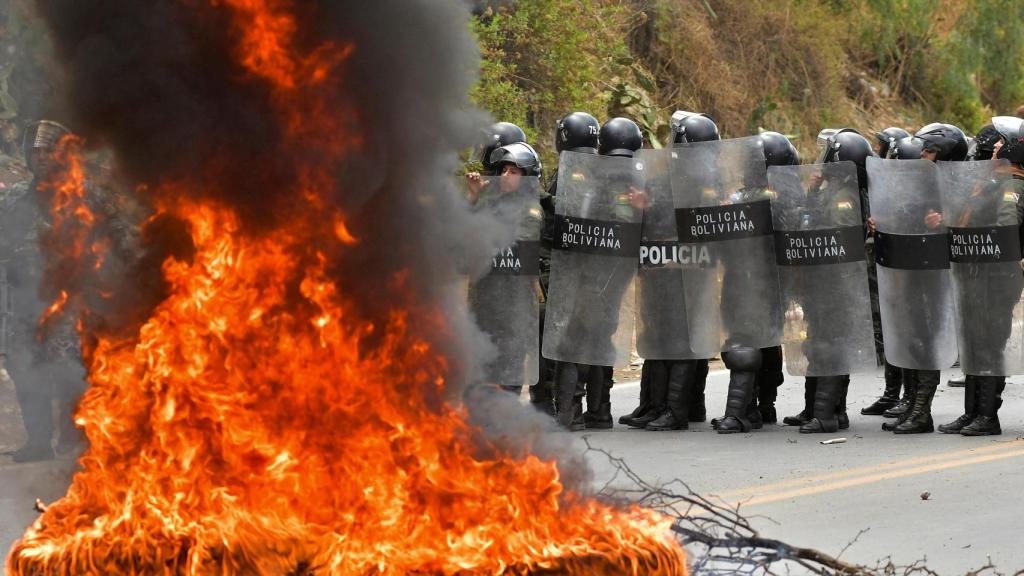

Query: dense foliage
472;0;1024;167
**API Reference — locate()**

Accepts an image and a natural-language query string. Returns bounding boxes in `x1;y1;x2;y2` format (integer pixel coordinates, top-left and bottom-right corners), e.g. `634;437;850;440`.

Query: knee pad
722;347;762;371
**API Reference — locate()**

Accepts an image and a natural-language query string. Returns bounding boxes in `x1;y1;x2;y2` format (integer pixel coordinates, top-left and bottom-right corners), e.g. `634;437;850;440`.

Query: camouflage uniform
1;175;84;458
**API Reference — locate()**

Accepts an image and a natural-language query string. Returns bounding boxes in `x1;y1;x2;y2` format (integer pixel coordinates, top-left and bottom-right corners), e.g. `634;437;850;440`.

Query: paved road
584;367;1024;574
1;368;1021;574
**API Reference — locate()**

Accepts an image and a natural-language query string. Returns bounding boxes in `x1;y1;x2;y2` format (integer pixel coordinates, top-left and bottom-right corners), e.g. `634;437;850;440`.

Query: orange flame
7;1;687;574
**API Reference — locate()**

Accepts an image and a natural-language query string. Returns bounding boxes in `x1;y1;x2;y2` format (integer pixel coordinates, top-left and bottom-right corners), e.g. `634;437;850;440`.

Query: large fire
6;0;687;574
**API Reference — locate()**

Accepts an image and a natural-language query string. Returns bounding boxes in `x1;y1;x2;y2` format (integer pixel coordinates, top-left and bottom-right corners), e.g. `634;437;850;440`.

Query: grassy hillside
471;0;1024;168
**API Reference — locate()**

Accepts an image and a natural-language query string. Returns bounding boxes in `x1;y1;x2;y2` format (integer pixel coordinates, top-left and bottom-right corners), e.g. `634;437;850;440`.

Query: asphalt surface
1;367;1022;574
583;367;1024;574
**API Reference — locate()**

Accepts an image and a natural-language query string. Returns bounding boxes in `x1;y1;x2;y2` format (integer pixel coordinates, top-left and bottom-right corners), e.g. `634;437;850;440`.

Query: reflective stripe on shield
938;159;1024;376
468;175;542;388
542;151;643;366
768;161;875;376
669;136;782;356
866;157;957;370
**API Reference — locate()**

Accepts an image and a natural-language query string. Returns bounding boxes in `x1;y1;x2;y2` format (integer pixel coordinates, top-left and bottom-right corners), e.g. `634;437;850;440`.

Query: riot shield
468;175;542;389
669;137;782;355
768;162;875;376
938;159;1024;376
866;157;957;370
634;149;697;359
542;151;643;367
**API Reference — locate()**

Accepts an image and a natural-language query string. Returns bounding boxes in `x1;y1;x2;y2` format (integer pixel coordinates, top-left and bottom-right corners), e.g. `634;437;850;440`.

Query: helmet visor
993;116;1024;143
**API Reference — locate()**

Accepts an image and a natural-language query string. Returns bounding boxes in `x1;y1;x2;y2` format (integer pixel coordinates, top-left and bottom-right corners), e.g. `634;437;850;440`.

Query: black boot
529;382;556;417
862;363;902;415
621;361;667;428
714;371;756;434
883;369;917;431
646;361;694;431
747;385;764;430
783;377;816;426
836;375;850;430
894;370;937;434
800;376;843;433
938;376;977;434
688;360;709;422
961;377;1003;436
554;363;586;432
757;346;783;424
584;365;613;429
883;366;913;418
619;361;654;426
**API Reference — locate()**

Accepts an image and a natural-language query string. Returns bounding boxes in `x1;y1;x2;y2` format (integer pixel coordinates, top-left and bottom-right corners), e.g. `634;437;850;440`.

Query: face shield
993;116;1024;143
670;110;702;144
815;128;841;164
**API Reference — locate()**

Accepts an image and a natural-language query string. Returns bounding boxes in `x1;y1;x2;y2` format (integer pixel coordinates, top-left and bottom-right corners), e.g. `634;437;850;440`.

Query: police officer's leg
688;359;709;422
961;376;1004;436
882;367;918;431
893;369;937;434
48;361;86;455
554;362;585;431
583;364;613;429
714;347;761;434
10;350;55;462
938;375;978;434
800;375;843;434
646;360;693;431
835;375;850;430
529;300;556;416
862;362;902;415
621;360;662;428
757;346;783;424
783;377;816;426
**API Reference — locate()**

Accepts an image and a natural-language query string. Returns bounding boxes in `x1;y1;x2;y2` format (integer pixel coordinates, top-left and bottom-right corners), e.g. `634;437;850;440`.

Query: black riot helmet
993;116;1024;166
759;131;800;166
598;117;643;157
817;128;876;189
969;124;1001;161
816;128;875;165
488;142;542;177
556;112;600;154
874;127;910;158
669;110;720;144
477;122;527;175
914;122;968;161
886;136;924;160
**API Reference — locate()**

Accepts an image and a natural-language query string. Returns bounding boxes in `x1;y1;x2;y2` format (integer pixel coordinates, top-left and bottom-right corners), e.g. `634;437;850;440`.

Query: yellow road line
715;440;1023;500
724;444;1024;508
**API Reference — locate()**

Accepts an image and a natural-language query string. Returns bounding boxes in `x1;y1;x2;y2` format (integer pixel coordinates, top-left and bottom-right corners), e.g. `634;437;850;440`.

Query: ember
7;0;687;574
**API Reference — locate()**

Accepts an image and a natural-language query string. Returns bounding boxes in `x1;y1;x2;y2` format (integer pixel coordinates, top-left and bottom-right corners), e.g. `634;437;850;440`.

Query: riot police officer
880;122;968;434
576;117;644;429
5;120;86;462
536;112;600;424
624;111;718;431
781;129;876;432
936;117;1024;436
467;142;544;396
751;131;799;425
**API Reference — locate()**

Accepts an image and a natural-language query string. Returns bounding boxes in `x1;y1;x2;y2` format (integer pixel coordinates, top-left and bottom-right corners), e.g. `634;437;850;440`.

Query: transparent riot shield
938;159;1024;376
768;161;875;376
669;137;782;356
468;175;542;389
542;151;643;367
634;149;698;359
866;156;958;370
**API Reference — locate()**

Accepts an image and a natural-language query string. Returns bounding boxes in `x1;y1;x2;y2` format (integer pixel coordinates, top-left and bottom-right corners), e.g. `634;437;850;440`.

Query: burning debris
5;0;687;574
